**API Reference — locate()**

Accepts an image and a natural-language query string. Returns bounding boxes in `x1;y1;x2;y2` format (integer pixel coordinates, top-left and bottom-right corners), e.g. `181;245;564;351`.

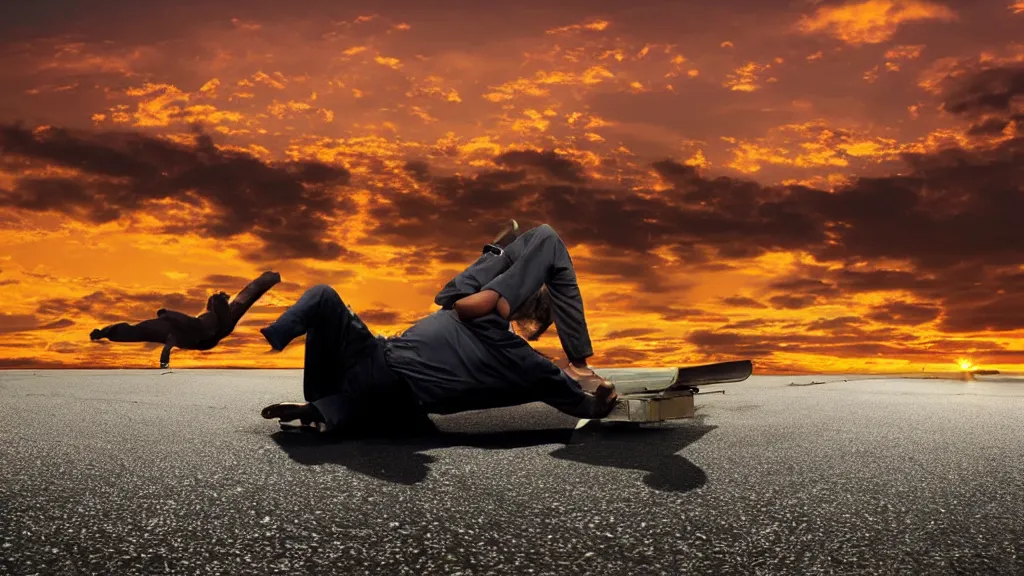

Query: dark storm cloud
0;313;74;334
721;296;767;308
368;154;830;268
651;159;700;187
597;346;654;365
686;326;1017;363
365;167;530;256
2;61;1023;334
866;301;941;326
402;160;432;183
768;294;819;310
768;278;839;297
202;274;254;288
803;316;865;334
967;117;1012;136
937;294;1024;333
943;64;1024;116
604;327;660;339
0;123;353;262
0;357;70;368
365;115;1024;328
830;269;933;292
355;307;420;326
494;150;587;184
35;288;209;323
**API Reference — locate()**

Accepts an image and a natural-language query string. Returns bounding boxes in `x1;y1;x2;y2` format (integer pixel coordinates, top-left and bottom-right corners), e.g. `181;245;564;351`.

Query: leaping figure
89;271;281;369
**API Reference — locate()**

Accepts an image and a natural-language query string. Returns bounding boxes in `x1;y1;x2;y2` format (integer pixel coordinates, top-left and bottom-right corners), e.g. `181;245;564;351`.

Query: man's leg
91;318;172;344
465;224;594;365
309;339;432;436
226;271;281;329
260;284;379;405
260;287;423;433
432;220;521;309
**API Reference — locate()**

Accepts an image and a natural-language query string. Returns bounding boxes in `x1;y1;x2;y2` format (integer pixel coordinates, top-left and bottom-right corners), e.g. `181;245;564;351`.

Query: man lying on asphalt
260;222;618;434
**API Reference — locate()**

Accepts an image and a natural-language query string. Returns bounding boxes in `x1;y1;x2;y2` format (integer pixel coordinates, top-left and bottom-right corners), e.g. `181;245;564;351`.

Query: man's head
206;291;229;311
509;285;554;341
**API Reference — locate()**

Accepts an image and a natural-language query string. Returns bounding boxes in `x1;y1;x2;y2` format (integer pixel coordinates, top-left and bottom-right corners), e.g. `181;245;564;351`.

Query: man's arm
159;334;175;369
521;352;617;419
434;253;511;309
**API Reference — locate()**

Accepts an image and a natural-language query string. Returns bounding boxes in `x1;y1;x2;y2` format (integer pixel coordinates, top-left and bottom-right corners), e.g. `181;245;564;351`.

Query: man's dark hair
509;285;553;341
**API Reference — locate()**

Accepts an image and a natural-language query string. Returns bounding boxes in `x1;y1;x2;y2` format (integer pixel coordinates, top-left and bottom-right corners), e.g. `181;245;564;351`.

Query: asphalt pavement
1;369;1023;575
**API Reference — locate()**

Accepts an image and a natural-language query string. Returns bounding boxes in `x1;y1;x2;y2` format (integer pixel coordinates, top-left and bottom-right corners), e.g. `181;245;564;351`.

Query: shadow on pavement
270;419;716;493
555;421;716;492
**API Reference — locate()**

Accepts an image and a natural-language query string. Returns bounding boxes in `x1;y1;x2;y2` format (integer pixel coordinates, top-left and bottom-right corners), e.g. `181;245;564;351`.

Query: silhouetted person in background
90;271;281;369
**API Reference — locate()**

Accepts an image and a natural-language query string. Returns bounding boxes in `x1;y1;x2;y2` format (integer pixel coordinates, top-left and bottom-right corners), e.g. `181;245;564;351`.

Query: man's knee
310;284;342;305
530;224;566;248
534;223;558;240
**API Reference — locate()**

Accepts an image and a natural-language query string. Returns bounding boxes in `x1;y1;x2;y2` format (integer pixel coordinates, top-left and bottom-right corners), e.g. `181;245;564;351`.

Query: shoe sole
261;403;322;426
493;219;519;248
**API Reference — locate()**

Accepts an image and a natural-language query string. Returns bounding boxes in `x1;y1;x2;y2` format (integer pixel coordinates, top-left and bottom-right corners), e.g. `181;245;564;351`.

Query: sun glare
956;358;976;371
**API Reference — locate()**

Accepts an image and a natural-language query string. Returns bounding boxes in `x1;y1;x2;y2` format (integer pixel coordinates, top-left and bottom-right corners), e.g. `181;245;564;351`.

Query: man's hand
564;363;617;403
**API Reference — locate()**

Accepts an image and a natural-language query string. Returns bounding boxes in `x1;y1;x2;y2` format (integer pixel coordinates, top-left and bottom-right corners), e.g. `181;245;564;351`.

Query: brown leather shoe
492;219;519;248
561;386;619;419
564;364;616;403
261;402;323;425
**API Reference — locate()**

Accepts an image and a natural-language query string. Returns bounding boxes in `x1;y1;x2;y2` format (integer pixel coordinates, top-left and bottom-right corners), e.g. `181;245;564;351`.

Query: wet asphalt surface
1;369;1023;575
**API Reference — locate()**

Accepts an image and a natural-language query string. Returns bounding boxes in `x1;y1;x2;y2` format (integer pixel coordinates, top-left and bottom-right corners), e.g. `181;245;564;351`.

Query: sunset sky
1;0;1023;372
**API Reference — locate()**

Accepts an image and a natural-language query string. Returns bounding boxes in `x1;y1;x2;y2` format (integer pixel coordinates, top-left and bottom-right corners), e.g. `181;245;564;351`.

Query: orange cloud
406;76;462;103
198;78;220;97
917;45;1024;94
341;46;368;57
407;105;438;123
878;44;925;73
374;56;402;70
482;67;615;101
886;44;924;62
24;83;79;95
230;18;262;31
40;41;142;75
724;59;782;92
797;0;957;45
722;121;904;174
101;82;256;128
1012;2;1024;14
266;99;333;123
121;83;191;127
545;19;610;34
